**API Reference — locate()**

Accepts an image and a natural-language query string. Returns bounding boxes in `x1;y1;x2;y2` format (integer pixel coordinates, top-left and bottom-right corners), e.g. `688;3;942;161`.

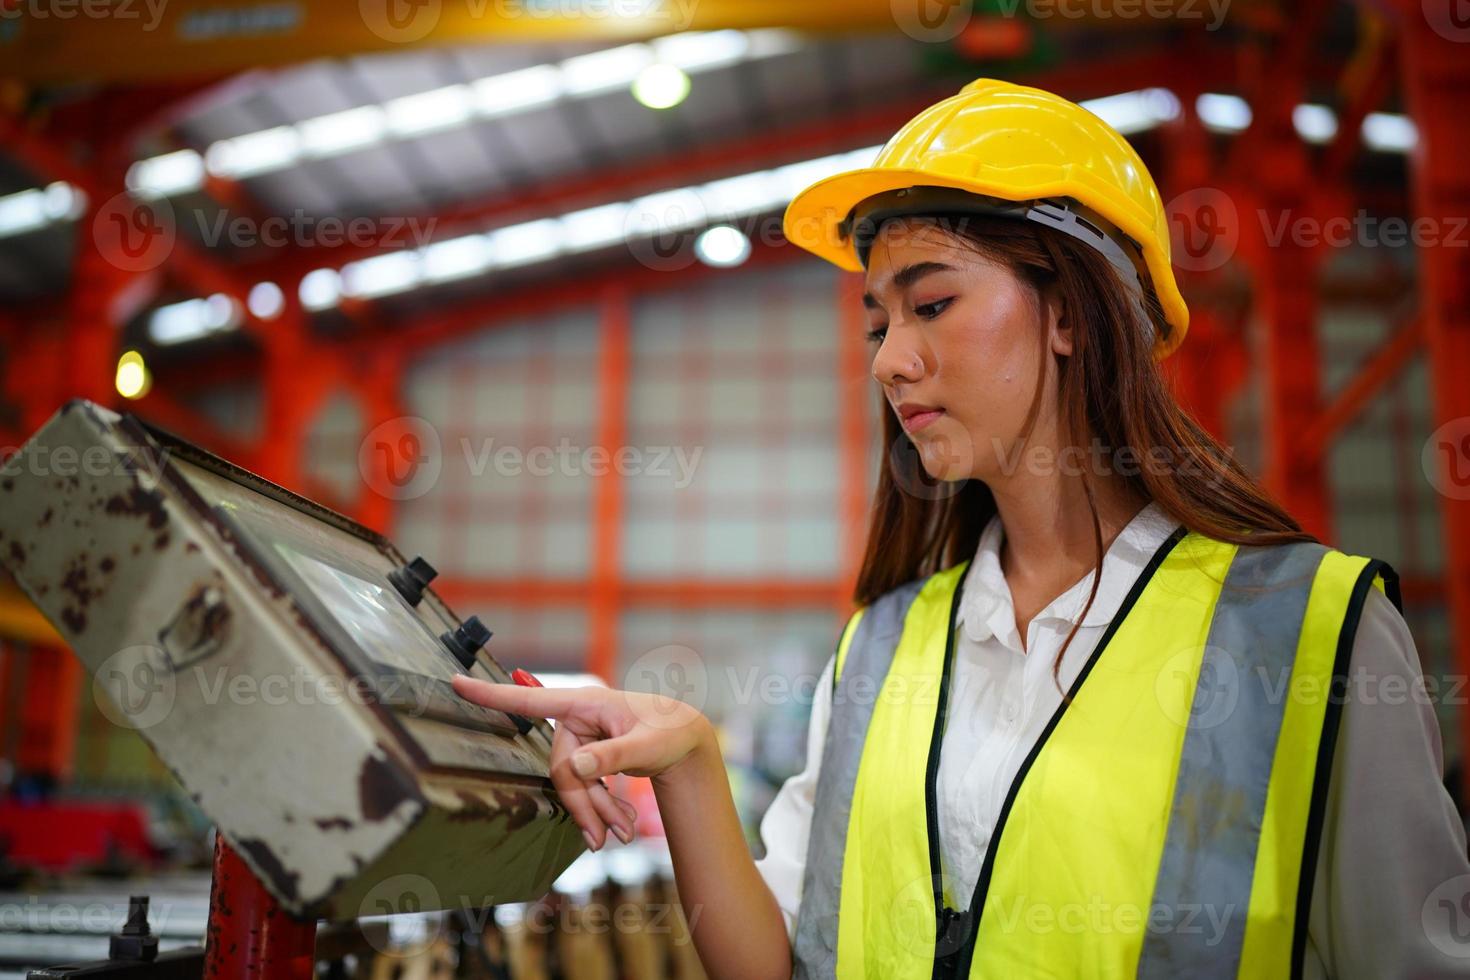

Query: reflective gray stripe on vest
1137;540;1329;979
792;576;926;980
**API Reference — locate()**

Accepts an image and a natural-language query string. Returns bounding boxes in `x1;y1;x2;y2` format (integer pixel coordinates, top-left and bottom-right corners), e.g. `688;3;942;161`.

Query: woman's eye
914;297;954;320
865;326;887;343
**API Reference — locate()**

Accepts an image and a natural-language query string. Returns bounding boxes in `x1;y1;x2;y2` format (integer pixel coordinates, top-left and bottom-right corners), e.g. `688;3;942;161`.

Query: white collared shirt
753;502;1470;978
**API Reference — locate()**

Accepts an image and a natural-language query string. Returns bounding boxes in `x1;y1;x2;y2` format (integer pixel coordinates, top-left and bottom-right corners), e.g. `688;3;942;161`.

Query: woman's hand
450;675;711;852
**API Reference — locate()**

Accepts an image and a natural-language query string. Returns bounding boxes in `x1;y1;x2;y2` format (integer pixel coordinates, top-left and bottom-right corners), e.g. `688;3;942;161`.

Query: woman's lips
901;408;945;432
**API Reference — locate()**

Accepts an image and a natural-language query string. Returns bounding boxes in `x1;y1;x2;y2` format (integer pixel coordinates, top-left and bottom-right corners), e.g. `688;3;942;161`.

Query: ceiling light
632;63;691;110
115;350;152;400
695;225;751;268
1197;93;1251;132
247;281;285;319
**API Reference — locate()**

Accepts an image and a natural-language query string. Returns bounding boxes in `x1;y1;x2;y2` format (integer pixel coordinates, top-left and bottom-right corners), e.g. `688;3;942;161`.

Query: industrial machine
0;400;585;974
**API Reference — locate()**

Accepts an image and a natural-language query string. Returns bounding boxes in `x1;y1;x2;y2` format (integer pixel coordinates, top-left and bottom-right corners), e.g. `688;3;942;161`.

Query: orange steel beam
1322;20;1396;185
347;347;406;536
1233;0;1334;542
2;1;1256;84
1299;314;1424;460
1399;7;1470;769
587;287;631;683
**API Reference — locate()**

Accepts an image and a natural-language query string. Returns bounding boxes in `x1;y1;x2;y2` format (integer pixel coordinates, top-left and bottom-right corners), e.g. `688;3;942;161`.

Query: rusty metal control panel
0;400;583;919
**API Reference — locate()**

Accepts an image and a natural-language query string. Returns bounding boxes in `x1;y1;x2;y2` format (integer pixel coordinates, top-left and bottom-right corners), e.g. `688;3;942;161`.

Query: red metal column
1240;87;1333;540
256;291;330;489
204;835;317;979
1399;8;1470;767
350;347;407;536
836;270;872;613
587;286;630;683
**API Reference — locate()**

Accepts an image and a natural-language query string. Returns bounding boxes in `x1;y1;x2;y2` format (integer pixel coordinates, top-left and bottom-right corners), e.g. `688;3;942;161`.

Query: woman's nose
872;336;925;386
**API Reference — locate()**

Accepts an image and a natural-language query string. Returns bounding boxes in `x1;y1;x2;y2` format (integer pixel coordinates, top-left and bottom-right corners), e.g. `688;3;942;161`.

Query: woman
453;79;1470;979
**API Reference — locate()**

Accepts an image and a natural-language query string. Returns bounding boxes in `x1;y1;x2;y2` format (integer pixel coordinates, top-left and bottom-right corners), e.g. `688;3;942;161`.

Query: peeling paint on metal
236;837;300;903
105;485;168;530
358;752;413;821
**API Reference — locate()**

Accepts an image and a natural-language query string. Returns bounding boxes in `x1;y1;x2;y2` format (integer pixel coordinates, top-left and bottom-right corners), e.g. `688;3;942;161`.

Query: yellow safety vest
791;528;1400;979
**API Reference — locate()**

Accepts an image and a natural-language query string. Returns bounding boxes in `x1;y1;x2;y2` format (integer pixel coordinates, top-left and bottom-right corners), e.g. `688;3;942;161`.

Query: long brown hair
852;212;1314;678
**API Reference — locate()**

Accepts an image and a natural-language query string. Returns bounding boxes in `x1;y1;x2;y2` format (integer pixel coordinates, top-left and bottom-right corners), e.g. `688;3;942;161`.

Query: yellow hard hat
782;77;1189;359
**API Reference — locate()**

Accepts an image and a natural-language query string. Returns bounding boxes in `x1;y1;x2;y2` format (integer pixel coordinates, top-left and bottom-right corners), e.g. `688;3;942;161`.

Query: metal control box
0;401;583;919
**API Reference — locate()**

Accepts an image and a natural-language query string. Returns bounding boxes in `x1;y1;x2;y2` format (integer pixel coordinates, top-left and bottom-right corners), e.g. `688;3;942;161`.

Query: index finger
450;674;596;719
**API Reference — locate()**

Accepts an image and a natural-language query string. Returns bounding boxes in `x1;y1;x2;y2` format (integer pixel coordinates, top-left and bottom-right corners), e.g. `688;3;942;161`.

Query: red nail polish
512;668;543;687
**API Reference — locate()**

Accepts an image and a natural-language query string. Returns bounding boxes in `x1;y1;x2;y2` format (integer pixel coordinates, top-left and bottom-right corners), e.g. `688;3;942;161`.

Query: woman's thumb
569;734;634;780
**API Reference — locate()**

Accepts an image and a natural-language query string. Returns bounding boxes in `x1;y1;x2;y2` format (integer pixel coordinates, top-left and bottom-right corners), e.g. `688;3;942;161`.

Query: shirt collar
955;499;1181;646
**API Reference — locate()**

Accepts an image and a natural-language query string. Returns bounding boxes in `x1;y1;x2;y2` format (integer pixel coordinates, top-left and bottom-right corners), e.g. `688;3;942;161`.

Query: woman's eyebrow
861;261;954;308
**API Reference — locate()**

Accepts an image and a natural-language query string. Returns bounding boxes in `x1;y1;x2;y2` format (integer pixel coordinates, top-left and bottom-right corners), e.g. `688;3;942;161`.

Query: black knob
109;895;159;962
442;616;492;669
389;557;438;607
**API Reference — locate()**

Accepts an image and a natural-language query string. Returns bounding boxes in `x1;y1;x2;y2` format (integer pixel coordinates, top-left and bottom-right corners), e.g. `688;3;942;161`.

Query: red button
512;668;543;688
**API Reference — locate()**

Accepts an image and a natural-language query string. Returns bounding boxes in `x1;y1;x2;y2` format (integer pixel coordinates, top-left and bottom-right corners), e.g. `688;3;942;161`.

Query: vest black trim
1288;557;1401;979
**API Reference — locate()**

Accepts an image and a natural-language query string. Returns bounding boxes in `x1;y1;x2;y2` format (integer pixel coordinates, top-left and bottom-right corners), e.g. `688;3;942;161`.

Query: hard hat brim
783;165;1189;360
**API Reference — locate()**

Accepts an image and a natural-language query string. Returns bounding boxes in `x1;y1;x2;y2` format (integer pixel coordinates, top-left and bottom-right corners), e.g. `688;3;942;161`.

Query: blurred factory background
0;0;1468;976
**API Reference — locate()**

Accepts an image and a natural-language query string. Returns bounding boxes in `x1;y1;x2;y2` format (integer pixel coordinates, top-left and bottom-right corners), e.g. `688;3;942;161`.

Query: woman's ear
1045;288;1072;357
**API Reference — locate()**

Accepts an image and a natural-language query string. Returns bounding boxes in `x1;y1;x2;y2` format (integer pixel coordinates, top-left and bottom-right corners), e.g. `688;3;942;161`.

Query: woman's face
861;217;1070;485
